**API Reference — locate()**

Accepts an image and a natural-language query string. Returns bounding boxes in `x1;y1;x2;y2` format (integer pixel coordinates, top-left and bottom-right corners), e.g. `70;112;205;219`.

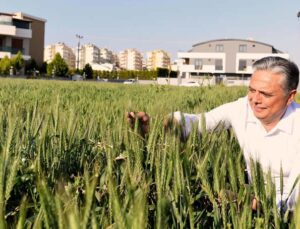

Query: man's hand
251;197;259;211
125;111;187;140
125;111;150;137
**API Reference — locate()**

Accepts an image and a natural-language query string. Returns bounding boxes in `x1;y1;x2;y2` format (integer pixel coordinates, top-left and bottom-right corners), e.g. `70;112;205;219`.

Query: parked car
72;74;83;81
123;79;137;84
97;78;108;82
180;81;201;87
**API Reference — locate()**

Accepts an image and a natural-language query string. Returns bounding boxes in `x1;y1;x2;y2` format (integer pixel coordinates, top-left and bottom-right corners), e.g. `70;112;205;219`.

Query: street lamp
76;34;83;70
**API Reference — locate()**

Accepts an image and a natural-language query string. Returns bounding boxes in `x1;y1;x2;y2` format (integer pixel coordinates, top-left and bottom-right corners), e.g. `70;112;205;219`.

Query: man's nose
252;92;261;103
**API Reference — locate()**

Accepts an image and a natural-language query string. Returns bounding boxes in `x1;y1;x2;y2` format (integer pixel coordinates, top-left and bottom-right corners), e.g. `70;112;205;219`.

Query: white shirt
175;96;300;209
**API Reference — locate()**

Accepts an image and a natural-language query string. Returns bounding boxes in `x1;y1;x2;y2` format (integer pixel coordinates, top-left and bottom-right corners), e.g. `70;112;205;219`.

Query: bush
0;56;11;75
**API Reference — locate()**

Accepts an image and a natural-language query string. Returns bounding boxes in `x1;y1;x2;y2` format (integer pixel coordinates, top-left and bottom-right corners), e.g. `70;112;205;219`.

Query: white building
118;49;143;70
44;42;75;68
177;38;289;79
78;44;100;69
146;49;171;70
76;44;116;69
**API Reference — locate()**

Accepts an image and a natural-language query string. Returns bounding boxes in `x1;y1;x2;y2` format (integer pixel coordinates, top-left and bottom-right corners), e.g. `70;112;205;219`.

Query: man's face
248;70;295;129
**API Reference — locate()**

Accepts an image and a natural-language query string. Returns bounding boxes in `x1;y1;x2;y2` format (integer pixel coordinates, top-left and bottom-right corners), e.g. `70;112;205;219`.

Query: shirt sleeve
285;152;300;210
172;99;239;139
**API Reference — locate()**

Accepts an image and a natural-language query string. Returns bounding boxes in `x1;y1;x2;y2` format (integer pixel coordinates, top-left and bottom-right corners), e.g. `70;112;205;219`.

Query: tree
11;51;24;74
40;61;48;74
157;68;169;77
0;56;11;75
82;63;93;79
47;53;69;77
25;58;38;75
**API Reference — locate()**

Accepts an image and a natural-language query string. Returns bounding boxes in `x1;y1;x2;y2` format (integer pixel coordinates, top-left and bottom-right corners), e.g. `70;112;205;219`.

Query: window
194;59;203;70
239;44;247;52
238;60;247;71
12;19;30;29
215;59;223;70
215;44;224;52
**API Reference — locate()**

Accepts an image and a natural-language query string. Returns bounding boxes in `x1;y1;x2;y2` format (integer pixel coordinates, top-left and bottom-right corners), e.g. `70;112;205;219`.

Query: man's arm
125;97;243;140
168;101;236;140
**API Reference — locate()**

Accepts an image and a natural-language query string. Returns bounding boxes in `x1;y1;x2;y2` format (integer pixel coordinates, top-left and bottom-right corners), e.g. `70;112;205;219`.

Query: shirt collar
275;102;295;134
246;101;295;135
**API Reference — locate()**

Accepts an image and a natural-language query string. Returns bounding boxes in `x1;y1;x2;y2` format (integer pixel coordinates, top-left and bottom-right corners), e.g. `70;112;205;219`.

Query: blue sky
1;0;300;65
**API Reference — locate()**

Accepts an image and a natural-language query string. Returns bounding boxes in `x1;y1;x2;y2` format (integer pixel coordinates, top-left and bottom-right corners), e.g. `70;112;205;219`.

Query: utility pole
76;34;83;71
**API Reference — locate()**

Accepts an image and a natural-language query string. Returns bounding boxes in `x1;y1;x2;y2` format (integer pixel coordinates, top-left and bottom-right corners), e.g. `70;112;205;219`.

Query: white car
71;74;83;81
180;81;201;87
123;79;137;84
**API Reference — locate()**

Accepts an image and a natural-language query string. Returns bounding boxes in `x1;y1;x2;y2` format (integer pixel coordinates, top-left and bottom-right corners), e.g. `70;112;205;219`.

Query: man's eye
262;93;272;98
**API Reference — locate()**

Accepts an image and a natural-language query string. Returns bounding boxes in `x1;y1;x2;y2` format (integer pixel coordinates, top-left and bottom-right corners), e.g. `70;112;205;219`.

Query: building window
238;60;247;71
215;59;223;70
215;44;224;52
239;44;247;52
194;59;203;70
12;19;30;29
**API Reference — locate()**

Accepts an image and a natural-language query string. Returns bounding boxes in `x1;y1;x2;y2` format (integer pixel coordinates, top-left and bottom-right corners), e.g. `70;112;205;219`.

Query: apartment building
44;42;76;69
99;48;114;64
77;44;100;69
118;49;143;70
177;38;289;79
146;49;171;70
0;12;46;65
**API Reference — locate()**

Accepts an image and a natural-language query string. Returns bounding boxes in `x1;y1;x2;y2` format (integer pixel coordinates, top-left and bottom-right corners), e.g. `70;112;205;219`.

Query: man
126;56;300;210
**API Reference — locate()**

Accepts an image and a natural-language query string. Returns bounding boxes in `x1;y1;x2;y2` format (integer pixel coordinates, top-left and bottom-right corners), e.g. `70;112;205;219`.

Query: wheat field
0;78;299;228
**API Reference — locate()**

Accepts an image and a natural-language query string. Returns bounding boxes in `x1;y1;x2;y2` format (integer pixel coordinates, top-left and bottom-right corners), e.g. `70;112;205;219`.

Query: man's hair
252;56;299;92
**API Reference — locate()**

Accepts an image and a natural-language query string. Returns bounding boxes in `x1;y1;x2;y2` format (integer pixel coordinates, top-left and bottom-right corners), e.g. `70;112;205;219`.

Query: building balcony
179;64;196;72
235;53;289;74
16;28;32;38
0;24;32;38
178;64;225;74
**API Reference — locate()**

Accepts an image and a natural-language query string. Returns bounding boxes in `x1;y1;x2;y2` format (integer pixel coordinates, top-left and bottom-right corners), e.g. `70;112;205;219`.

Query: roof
192;38;273;48
0;11;46;23
14;12;47;22
191;38;283;53
0;12;14;16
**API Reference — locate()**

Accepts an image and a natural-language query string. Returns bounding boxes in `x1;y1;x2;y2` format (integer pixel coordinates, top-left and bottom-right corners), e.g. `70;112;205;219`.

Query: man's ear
287;89;297;105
